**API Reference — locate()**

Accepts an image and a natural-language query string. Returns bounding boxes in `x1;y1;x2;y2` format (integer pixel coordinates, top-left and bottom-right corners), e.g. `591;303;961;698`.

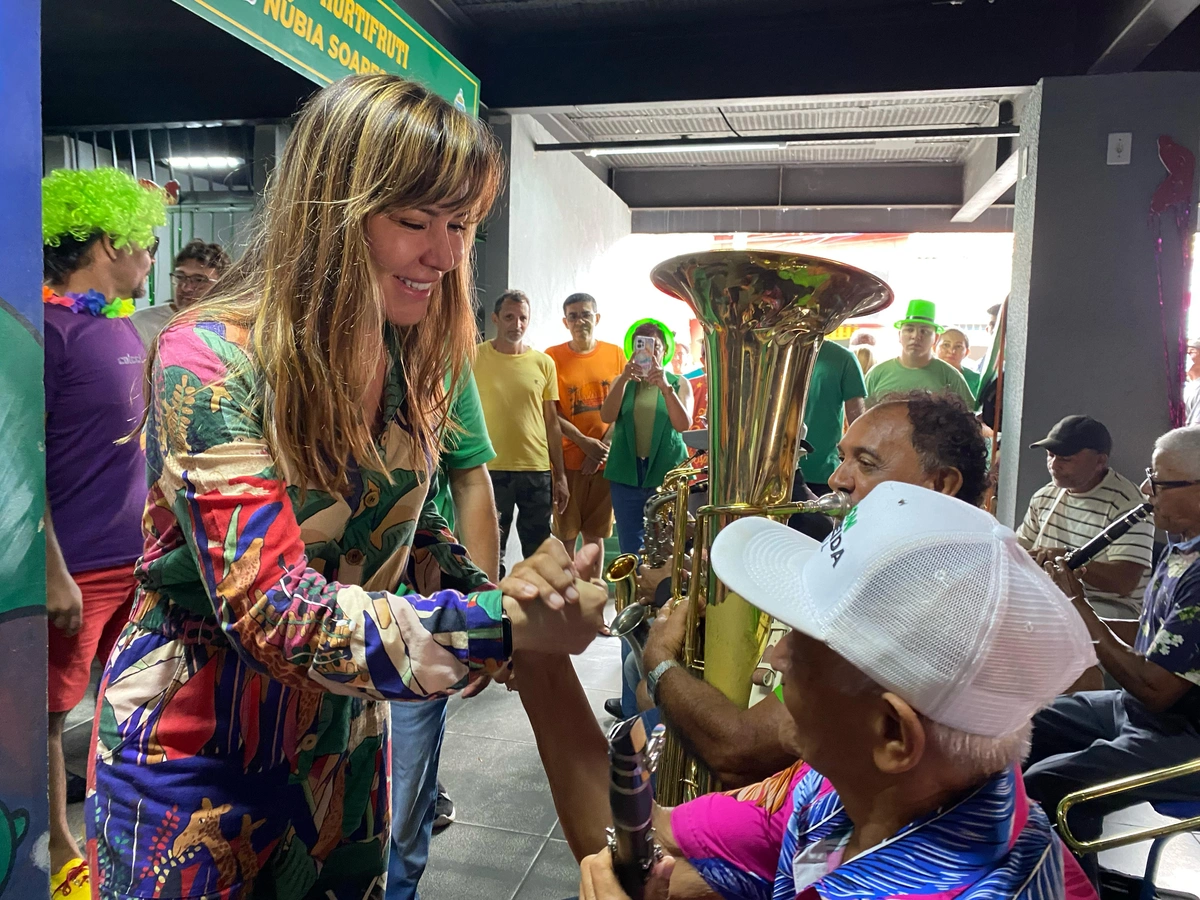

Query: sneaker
65;771;86;805
433;784;456;830
603;698;624;719
50;858;89;897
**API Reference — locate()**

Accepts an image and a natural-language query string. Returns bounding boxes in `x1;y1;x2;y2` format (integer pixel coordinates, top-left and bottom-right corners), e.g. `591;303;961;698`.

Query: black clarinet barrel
607;717;665;900
1064;503;1152;570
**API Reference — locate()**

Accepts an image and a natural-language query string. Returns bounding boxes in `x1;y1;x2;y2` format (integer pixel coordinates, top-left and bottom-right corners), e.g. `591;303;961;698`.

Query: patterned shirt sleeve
151;322;506;701
1145;563;1200;685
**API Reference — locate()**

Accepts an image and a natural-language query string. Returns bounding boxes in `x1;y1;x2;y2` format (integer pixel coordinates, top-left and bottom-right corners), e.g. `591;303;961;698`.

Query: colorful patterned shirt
671;762;1098;900
87;318;506;899
1134;532;1200;718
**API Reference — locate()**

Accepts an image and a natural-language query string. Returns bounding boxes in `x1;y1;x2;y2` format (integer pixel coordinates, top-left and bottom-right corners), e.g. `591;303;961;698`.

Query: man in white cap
630;391;991;785
520;483;1099;900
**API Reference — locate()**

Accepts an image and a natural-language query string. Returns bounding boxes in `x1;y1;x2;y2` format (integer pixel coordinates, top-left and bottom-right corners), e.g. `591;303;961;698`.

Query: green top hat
893;299;944;333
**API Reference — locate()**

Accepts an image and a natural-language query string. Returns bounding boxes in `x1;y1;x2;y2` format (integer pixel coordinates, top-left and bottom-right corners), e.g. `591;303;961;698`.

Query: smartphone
633;335;655;375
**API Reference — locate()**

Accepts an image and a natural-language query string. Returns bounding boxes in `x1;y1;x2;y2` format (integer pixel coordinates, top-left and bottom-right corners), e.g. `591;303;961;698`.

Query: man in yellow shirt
474;290;569;572
545;293;627;562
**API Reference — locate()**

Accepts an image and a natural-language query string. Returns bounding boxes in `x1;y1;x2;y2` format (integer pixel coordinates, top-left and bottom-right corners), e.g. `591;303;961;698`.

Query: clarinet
1063;503;1153;570
606;717;666;899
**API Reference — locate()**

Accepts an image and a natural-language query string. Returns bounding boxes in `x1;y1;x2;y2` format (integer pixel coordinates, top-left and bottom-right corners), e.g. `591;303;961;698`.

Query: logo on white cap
710;482;1096;737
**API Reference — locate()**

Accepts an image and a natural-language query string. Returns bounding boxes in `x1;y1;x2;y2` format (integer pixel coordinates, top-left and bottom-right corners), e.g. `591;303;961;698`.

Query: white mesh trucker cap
709;481;1096;737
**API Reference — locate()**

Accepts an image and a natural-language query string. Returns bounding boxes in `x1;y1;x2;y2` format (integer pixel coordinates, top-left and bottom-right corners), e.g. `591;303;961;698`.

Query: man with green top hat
864;298;974;405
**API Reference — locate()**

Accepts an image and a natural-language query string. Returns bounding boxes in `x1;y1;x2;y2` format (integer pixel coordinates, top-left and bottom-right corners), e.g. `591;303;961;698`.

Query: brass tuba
640;250;892;805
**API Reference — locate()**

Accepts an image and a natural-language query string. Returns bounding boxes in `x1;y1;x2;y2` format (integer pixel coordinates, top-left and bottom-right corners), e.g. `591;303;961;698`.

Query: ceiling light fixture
585;141;786;157
166;156;245;170
952;150;1019;222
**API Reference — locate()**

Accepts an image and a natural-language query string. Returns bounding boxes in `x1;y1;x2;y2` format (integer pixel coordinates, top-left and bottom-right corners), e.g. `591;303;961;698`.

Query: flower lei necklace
42;285;135;318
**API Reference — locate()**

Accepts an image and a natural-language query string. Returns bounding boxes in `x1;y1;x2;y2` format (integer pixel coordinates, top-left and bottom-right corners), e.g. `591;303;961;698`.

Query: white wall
485;114;632;350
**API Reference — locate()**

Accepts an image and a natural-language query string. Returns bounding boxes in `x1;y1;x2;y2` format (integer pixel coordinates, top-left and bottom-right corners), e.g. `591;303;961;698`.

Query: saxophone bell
609;602;653;684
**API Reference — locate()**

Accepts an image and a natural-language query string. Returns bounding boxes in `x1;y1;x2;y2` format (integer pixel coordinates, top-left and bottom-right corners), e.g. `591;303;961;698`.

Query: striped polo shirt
1016;468;1154;616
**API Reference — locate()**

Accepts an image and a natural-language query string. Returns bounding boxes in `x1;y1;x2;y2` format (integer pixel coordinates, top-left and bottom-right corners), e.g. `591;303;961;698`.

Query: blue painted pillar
0;0;49;895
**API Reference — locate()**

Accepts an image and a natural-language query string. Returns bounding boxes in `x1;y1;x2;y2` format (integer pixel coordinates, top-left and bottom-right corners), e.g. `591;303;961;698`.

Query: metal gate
42;122;277;307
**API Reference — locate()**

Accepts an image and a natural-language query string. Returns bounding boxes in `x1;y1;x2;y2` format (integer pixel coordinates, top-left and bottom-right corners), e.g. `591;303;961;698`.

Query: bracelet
646;658;681;704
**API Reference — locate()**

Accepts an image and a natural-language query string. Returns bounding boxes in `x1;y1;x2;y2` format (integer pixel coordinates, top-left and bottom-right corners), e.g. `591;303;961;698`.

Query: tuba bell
612;250;892;806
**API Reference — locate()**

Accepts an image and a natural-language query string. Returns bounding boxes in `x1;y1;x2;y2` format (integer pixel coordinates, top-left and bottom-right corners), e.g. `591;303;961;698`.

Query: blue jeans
609;459;655;556
609;459;656;714
386;697;449;900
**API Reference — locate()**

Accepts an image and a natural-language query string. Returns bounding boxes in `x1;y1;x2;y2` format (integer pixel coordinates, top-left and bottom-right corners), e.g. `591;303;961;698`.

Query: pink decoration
1149;136;1195;427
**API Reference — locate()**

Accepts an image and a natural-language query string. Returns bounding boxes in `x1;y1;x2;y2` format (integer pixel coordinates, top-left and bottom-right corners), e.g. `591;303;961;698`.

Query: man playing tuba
631;391;992;786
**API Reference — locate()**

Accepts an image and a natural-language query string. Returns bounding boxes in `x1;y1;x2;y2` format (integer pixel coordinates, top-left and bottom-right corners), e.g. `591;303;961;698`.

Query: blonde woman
87;75;606;899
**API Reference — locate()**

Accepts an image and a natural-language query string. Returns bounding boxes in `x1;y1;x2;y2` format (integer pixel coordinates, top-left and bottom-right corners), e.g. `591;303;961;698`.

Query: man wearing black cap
1016;415;1153;618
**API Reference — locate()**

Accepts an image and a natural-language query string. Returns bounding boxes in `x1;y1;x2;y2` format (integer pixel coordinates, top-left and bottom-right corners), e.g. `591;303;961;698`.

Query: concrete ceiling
38;0;1200;233
535;90;1022;168
41;0;1200;126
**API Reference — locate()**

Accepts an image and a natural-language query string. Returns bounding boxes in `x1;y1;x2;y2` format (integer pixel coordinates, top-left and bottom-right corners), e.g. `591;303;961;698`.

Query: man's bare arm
1078;559;1146;598
515;650;614;860
644;598;798;786
1047;564;1193;713
654;669;798;787
545;401;568;479
844;396;865;426
1033;547;1146;599
447;464;500;582
44;504;83;635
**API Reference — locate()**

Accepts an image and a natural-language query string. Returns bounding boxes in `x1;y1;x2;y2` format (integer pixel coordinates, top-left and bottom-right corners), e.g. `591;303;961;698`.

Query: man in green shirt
936;327;981;398
388;371;497;900
864;299;974;405
799;341;867;493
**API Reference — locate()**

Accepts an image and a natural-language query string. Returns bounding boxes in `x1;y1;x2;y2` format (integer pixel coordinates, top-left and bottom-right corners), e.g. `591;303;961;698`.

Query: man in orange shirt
545;293;627;561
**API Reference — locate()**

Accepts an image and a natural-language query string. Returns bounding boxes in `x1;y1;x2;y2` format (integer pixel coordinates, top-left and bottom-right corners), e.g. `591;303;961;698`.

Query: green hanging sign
172;0;479;116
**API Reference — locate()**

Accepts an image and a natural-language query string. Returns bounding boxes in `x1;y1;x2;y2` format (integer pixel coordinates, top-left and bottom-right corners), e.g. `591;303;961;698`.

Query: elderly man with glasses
1027;424;1200;879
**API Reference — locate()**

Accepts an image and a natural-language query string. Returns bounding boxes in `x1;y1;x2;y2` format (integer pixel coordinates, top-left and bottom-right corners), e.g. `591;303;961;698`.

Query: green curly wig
42;168;167;250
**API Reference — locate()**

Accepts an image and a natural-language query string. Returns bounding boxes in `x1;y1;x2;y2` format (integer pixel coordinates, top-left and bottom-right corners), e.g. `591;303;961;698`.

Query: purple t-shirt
44;304;148;573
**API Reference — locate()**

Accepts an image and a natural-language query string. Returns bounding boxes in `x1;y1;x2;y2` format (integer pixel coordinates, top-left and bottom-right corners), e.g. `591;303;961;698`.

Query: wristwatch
645;658;681;704
500;611;513;659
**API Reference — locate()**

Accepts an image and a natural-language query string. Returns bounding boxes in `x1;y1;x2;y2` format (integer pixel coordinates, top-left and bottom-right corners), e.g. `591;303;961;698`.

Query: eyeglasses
170;272;217;287
1144;467;1200;494
145;238;160;257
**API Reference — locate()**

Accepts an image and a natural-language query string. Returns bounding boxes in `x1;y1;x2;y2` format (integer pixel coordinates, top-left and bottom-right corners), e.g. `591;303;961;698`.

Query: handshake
499;538;609;657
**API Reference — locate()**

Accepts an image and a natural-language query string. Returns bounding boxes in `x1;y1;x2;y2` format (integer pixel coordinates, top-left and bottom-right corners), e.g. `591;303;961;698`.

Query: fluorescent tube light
585;141;786;157
166;156;245;170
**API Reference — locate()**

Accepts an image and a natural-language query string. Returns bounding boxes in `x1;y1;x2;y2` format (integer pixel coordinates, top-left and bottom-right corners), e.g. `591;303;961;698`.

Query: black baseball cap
1029;415;1113;456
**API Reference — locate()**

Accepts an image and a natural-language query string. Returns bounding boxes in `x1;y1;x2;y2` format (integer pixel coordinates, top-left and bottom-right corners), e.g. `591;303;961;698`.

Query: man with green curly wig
41;166;165;898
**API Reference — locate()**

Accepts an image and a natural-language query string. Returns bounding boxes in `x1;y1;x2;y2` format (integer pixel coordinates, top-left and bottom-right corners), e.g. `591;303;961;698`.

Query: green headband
624;318;675;364
42;168;167;251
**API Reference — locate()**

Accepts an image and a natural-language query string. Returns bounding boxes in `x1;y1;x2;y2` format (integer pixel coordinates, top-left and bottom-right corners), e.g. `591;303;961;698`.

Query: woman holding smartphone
600;319;694;556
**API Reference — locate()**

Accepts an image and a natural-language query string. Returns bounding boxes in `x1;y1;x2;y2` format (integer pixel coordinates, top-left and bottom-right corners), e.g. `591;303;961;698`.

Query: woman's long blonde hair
165;75;502;493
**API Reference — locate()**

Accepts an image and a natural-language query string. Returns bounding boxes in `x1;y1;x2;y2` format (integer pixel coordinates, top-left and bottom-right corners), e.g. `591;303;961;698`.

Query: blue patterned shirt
671;763;1098;900
1134;533;1200;716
